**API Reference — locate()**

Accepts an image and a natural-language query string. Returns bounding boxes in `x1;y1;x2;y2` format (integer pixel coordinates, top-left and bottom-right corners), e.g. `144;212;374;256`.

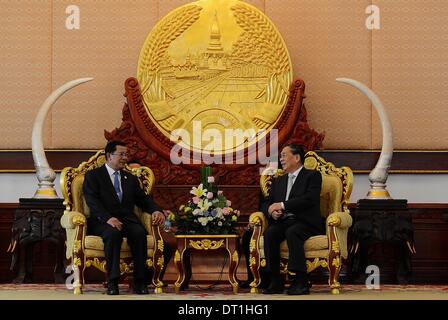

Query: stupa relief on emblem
138;0;292;154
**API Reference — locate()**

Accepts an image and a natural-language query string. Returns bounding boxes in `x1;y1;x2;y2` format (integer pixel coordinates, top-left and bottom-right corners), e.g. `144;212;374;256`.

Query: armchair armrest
249;211;269;234
326;211;352;259
326;211;352;229
60;211;86;229
60;211;86;260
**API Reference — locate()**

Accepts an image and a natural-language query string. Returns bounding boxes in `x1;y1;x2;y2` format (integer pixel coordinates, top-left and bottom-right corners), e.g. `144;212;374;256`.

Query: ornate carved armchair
60;150;164;294
248;151;353;294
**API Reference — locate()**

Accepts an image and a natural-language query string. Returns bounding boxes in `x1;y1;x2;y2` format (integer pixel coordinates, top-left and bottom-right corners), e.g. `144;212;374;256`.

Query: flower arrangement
166;173;240;235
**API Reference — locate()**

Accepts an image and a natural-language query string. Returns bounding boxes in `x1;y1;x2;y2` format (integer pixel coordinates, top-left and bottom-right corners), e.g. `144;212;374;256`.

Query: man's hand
152;211;165;225
107;217;123;231
268;202;283;214
270;210;283;220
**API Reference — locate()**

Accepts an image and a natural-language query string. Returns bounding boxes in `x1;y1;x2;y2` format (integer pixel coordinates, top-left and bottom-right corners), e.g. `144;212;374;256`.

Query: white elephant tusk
336;77;392;199
32;77;94;198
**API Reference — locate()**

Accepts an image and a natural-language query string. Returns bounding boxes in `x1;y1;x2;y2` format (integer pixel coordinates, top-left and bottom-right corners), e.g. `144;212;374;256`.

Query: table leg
174;238;187;293
227;238;239;294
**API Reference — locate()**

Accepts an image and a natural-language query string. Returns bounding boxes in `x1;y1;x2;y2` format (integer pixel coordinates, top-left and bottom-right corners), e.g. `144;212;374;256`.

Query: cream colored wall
0;0;447;150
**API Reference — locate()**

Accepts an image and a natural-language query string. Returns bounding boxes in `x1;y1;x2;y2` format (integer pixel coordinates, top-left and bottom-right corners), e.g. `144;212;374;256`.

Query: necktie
113;171;123;202
285;174;295;200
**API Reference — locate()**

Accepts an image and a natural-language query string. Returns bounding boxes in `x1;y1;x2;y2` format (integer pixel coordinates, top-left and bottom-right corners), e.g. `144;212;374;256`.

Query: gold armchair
60;150;164;294
248;151;353;294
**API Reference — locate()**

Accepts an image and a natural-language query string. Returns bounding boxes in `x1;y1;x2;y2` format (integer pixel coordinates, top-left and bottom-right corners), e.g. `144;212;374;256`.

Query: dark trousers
90;220;147;282
264;219;317;281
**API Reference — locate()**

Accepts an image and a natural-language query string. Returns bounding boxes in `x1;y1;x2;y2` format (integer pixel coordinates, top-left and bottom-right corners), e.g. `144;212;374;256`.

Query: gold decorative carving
332;257;341;268
73;257;82;267
72;215;85;226
260;258;266;267
306;258;328;273
174;250;181;263
189;239;224;250
249;216;261;226
327;215;341;227
157;257;164;267
157;239;164;252
249;256;256;267
86;258;107;273
232;250;239;262
73;240;81;253
120;261;132;274
331;241;340;253
260;169;285;198
304;151;353;214
146;259;153;268
137;0;292;154
249;239;256;252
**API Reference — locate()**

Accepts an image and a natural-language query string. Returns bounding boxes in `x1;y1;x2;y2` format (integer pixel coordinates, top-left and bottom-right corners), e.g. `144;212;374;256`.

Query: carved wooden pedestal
8;198;66;283
350;199;415;284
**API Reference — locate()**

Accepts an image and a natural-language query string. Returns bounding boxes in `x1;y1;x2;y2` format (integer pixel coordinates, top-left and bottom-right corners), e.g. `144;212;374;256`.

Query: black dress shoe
107;280;119;295
286;284;310;295
262;284;284;294
133;282;149;295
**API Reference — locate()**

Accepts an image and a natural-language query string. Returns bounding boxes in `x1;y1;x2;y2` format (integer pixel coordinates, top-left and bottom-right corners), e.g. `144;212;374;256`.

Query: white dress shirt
281;166;303;210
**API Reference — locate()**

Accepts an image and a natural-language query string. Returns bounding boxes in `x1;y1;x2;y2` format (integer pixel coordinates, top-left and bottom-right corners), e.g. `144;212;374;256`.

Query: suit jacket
265;168;323;233
83;165;161;228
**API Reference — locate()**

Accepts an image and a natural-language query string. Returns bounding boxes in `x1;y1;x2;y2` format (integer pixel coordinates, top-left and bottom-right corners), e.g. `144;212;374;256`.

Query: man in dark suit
263;144;323;295
83;140;165;295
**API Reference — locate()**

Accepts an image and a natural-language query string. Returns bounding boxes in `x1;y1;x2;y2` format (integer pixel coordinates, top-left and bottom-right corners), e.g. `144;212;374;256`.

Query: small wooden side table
174;234;240;294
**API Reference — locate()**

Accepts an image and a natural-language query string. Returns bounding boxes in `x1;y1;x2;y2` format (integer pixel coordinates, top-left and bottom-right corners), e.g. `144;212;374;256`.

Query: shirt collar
105;163;119;176
289;166;303;178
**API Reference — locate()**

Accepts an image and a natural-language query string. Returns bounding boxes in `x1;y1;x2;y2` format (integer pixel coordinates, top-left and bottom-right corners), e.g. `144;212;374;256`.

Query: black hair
284;144;306;163
105;140;126;156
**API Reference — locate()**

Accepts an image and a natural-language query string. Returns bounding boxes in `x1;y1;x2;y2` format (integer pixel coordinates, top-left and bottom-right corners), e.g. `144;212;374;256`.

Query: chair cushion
85;235;155;252
84;248;155;259
259;235;328;259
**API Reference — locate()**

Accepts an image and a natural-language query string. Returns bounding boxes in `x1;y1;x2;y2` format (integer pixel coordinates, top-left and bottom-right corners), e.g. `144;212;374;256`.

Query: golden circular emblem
138;0;293;154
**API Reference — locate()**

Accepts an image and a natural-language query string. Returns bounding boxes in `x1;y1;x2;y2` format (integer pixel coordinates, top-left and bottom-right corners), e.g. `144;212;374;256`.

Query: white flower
198;217;209;226
192;209;201;216
207;176;215;183
190;184;207;197
208;216;213;221
218;221;223;226
216;208;224;219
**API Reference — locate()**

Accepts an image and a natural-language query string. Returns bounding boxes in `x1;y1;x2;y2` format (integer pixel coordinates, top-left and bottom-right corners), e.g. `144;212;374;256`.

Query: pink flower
218;190;223;196
207;192;214;199
192;197;200;204
207;176;215;183
226;200;232;207
223;207;230;215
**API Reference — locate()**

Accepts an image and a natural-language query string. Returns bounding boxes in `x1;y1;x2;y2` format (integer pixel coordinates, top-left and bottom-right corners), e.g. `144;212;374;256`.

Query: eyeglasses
111;152;129;158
